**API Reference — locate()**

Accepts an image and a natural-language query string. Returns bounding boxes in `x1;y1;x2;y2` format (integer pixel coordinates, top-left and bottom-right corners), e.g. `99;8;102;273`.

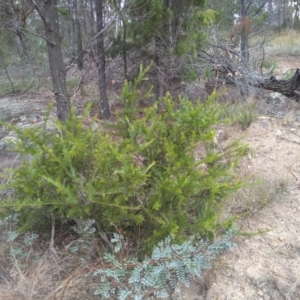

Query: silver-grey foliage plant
93;231;236;299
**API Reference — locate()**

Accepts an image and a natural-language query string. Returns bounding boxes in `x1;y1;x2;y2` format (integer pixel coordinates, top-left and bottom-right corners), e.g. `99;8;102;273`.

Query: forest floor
0;56;300;299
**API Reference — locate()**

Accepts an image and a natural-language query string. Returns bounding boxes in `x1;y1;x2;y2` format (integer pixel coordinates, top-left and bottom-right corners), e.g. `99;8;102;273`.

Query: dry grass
0;251;99;300
267;30;300;56
220;97;258;130
229;173;289;215
286;275;300;300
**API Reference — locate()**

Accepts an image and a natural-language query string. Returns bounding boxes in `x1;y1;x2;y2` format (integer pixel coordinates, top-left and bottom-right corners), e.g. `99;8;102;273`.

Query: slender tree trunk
66;0;75;52
294;0;300;30
268;0;272;14
9;4;28;59
122;19;128;79
40;0;70;121
95;0;111;119
277;1;281;32
15;32;26;58
73;0;83;70
155;36;164;104
282;0;286;29
82;0;88;40
90;0;95;40
240;0;249;63
166;0;174;94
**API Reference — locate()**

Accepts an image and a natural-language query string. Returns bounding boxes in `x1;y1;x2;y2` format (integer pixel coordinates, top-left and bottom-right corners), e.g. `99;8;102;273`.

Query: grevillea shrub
1;68;246;250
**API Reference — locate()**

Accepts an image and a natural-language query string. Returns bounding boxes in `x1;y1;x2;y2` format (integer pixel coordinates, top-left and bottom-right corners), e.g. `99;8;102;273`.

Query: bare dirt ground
175;96;300;300
272;56;300;76
0;57;300;299
205;113;300;300
180;56;300;300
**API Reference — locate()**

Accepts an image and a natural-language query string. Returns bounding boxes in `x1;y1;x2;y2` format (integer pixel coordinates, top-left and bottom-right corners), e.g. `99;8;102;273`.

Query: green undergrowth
221;100;257;130
0;79;38;97
0;67;247;252
269;29;300;56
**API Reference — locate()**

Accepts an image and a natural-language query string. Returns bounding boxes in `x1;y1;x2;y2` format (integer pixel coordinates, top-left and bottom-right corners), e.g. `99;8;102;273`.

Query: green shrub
238;109;257;130
2;106;149;234
222;102;257;130
1;69;246;250
182;69;198;82
0;79;38;97
67;77;80;90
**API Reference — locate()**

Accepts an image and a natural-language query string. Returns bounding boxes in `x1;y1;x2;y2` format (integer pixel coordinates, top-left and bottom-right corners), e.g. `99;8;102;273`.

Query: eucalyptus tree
278;0;291;29
56;0;84;69
95;0;111;119
293;0;300;29
0;0;33;58
240;0;250;62
30;0;70;121
60;0;111;119
73;0;83;70
80;0;96;43
267;0;300;31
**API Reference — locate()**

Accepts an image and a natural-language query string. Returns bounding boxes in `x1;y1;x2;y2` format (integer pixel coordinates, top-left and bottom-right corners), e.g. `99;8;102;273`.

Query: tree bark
240;0;249;63
40;0;70;121
155;35;164;103
90;0;95;39
268;0;272;14
122;18;128;79
15;32;26;58
73;0;83;70
95;0;111;119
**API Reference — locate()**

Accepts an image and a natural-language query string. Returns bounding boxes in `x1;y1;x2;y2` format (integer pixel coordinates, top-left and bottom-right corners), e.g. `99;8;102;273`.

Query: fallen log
206;67;300;101
259;68;300;100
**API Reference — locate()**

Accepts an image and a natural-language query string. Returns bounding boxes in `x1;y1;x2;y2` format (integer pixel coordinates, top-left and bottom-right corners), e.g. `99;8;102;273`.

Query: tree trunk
283;0;287;28
294;0;300;30
268;0;272;14
122;19;128;79
41;0;70;121
155;35;164;104
240;0;249;63
15;32;26;58
95;0;111;119
3;1;30;59
166;0;174;94
73;0;83;70
66;0;72;45
90;0;95;39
